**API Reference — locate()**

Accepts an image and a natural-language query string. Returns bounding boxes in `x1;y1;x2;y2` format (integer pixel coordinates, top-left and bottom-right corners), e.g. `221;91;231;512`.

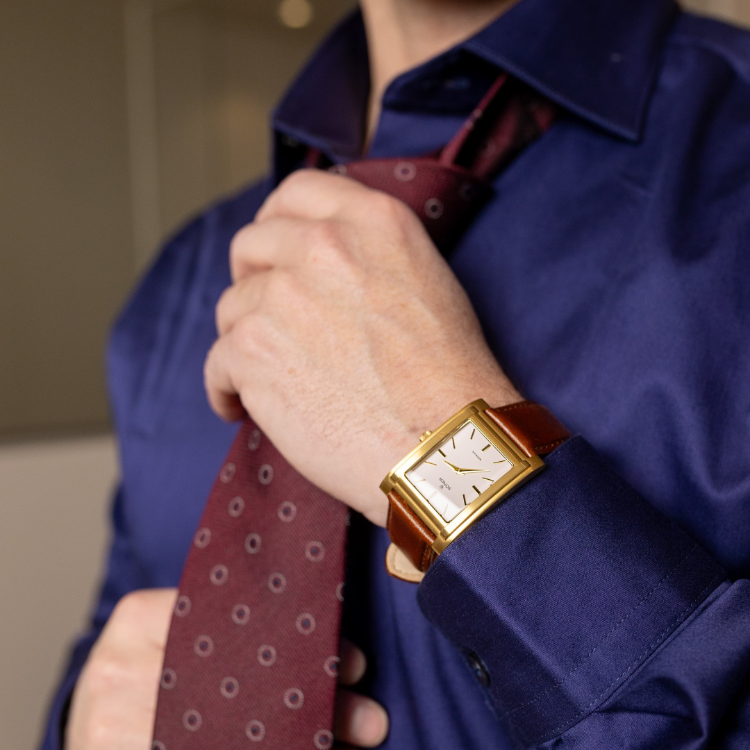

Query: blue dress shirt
42;0;750;747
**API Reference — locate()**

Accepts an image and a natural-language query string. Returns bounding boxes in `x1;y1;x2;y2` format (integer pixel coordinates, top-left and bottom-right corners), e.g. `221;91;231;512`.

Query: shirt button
465;651;490;687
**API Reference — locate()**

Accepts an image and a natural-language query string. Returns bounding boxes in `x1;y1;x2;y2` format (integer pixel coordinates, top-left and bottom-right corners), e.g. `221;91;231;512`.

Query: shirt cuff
417;436;725;748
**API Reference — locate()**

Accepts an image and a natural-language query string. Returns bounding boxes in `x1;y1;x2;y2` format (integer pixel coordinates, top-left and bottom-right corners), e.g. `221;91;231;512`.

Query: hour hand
443;460;463;474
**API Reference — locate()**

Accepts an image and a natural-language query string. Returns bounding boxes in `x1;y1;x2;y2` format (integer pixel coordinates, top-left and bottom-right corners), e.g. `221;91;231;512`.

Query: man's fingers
334;689;389;748
255;169;370;224
215;273;271;336
338;639;367;686
229;217;308;281
335;642;387;746
107;589;178;650
204;336;247;422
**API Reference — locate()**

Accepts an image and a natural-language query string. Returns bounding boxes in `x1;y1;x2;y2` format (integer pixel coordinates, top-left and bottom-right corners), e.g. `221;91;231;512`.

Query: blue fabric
41;1;750;747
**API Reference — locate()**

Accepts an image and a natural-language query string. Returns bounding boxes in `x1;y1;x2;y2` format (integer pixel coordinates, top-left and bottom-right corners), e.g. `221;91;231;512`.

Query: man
43;0;750;747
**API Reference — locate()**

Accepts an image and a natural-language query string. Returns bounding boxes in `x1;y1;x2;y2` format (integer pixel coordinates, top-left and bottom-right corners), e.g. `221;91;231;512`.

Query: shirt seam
519;570;724;746
504;543;701;717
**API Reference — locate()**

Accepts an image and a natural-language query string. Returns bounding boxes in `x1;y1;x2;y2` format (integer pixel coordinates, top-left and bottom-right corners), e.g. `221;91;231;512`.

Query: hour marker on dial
472;485;481;495
482;444;491;452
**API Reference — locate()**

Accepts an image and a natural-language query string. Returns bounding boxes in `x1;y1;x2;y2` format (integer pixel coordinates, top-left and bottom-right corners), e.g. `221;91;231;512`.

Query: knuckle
81;719;117;750
112;589;151;625
229;225;252;275
215;286;232;333
203;339;222;385
372;190;405;221
307;221;348;264
267;268;298;300
283;168;314;191
85;648;128;694
231;313;264;356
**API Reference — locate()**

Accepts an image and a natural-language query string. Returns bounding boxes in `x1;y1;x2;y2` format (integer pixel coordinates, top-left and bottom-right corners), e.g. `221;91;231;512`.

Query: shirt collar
273;0;678;166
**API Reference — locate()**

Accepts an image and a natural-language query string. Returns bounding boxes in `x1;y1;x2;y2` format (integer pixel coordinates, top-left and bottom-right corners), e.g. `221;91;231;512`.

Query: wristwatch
381;399;570;582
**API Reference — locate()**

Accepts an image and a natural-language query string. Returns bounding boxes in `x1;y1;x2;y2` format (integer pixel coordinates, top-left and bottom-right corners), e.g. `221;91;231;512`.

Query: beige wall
0;0;353;440
0;0;134;438
0;435;117;750
685;0;750;24
1;1;749;748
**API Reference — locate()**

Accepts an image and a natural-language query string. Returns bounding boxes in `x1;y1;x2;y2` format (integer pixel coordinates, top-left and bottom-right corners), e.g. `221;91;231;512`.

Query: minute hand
443;461;488;475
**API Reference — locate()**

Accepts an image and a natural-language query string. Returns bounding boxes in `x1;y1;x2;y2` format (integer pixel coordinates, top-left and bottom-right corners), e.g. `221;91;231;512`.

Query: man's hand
205;170;520;526
66;589;388;749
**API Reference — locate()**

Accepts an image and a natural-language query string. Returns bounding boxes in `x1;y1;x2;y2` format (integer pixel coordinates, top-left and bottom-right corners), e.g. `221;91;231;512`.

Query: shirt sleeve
417;436;750;749
38;486;149;750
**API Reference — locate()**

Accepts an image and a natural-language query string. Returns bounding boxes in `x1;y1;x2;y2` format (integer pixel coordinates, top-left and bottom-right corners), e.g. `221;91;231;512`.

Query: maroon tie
151;74;555;750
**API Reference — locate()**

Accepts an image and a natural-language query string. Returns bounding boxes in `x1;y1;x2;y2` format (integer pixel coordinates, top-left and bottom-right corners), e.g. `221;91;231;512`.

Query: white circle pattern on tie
284;688;304;709
183;709;202;731
219;463;236;483
258;645;277;666
245;532;261;553
246;720;266;741
314;729;334;749
268;572;286;593
220;676;239;698
210;564;228;585
424;197;444;219
258;464;274;485
194;635;214;657
305;541;325;561
278;501;297;522
174;595;191;617
394;161;416;181
160;668;177;689
232;603;251;624
194;528;210;548
324;655;340;677
296;613;316;634
228;496;245;517
247;428;262;451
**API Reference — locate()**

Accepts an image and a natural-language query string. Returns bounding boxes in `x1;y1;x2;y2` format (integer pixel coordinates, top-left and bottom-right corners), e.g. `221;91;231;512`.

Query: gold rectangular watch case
380;399;544;554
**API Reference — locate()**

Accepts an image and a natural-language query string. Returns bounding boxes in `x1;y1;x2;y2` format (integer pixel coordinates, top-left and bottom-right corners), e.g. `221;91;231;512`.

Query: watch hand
442;461;488;476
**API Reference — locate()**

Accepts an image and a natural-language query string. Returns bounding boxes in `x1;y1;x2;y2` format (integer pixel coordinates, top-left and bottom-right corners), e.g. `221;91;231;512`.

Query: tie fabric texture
151;73;556;750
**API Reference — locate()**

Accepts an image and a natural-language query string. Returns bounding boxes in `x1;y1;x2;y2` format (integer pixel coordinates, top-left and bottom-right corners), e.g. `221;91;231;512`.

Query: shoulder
668;11;750;82
647;12;750;240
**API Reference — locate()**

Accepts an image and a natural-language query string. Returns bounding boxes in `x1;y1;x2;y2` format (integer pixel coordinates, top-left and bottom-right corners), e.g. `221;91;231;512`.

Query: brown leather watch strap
386;400;570;578
485;400;570;457
386;489;437;572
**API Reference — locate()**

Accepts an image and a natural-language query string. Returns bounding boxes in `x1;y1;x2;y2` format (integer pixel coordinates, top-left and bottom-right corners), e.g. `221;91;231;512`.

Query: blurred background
0;0;748;746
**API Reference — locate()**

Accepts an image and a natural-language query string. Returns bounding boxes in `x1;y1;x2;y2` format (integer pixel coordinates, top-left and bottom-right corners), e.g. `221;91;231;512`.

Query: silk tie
152;73;556;750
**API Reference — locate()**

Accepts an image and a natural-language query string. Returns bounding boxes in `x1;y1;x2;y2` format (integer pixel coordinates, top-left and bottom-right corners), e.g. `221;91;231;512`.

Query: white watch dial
405;421;514;521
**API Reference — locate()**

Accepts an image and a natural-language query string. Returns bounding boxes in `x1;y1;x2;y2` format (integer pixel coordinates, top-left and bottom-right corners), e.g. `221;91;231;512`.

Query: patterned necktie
152;73;556;750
